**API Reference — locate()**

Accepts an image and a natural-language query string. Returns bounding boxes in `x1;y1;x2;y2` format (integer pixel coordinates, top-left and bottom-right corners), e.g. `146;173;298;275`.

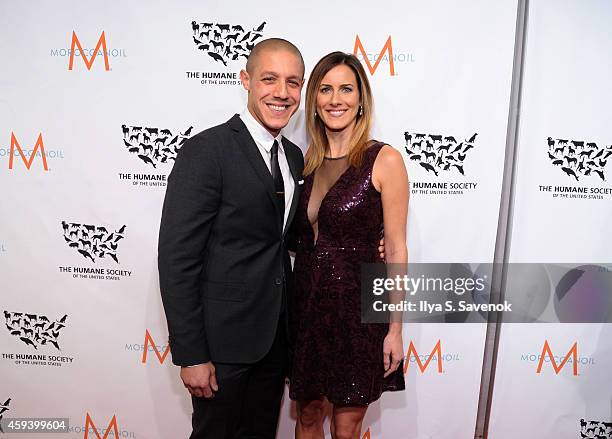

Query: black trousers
189;321;287;439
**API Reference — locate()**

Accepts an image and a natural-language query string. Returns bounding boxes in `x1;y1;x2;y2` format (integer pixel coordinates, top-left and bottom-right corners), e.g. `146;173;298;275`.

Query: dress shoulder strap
363;141;386;168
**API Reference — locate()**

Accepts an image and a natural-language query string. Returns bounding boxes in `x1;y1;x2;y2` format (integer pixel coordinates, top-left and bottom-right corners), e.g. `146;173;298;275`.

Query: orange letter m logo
141;330;171;364
353;35;395;76
536;340;578;376
84;413;119;439
9;132;48;171
404;340;443;373
69;31;110;71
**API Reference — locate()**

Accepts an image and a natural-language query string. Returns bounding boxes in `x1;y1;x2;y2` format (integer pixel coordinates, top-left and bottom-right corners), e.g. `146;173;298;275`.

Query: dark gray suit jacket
158;114;303;366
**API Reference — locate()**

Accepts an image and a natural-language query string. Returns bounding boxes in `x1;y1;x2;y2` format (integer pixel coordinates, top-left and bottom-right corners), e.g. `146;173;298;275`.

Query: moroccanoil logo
66;413;135;437
404;340;443;373
353;35;395;76
68;31;110;71
353;35;416;76
536;340;579;376
83;413;118;439
7;132;48;171
50;31;126;70
141;330;170;364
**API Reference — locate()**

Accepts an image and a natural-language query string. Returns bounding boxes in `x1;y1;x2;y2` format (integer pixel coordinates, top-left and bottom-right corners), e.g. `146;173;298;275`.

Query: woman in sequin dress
289;52;409;439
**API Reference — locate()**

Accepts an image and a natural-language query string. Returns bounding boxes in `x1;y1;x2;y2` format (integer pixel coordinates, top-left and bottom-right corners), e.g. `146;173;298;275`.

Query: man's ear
240;69;250;91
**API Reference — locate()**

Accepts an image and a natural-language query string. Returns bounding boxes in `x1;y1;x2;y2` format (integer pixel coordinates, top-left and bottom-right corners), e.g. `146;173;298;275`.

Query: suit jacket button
275;278;282;285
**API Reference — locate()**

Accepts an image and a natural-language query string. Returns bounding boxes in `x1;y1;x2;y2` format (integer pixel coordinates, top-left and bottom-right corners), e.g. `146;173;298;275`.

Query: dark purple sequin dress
289;142;405;406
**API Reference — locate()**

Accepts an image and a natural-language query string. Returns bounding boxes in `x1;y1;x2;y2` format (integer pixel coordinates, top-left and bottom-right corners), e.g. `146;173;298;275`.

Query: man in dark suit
158;39;305;438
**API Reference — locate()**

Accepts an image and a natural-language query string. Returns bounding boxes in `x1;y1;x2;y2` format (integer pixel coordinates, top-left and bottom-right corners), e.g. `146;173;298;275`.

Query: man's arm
158;136;221;366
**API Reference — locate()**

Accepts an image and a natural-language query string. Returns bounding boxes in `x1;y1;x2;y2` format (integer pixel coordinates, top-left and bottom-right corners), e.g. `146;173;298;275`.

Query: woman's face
316;64;361;134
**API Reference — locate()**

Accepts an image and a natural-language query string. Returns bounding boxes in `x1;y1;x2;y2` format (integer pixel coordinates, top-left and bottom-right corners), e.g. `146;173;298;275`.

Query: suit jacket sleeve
158;135;221;366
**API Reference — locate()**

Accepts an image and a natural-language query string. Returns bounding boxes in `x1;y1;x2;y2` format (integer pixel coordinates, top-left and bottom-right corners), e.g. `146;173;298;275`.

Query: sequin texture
289;142;405;406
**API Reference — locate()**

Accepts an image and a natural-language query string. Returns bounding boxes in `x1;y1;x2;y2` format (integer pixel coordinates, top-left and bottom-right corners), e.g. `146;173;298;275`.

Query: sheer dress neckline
306;155;351;245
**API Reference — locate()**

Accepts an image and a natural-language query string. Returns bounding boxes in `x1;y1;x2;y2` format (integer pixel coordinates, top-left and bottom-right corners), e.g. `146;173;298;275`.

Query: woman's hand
383;330;404;377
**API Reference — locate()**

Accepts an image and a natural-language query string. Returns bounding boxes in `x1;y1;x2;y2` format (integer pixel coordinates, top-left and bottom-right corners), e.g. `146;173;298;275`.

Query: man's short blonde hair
245;38;305;77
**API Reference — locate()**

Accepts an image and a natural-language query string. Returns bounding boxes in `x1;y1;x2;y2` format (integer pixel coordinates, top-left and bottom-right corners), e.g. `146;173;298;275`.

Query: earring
314;111;318;119
359;105;363;116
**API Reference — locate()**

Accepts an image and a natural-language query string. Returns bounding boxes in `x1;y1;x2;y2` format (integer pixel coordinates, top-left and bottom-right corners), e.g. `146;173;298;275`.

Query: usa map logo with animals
4;311;67;350
62;221;126;263
121;124;193;168
546;137;611;181
404;130;478;177
190;20;266;65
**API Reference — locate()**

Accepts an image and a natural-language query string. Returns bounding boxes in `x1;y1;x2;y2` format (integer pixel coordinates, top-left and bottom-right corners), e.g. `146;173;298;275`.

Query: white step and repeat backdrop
488;1;612;438
0;1;610;438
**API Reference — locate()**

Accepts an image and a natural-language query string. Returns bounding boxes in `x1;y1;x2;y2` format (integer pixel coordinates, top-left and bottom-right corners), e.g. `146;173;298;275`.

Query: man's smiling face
240;48;304;137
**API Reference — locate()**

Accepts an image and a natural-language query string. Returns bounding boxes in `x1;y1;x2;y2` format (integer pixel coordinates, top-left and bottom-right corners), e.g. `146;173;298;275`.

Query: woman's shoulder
368;140;403;165
370;142;407;191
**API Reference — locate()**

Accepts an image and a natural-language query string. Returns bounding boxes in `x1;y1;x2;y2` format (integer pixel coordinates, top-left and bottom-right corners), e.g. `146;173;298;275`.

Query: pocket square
298;179;304;185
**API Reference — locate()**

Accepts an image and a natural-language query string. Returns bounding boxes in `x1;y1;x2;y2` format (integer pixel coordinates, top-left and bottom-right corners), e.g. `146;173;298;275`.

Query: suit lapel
283;137;302;236
229;115;282;231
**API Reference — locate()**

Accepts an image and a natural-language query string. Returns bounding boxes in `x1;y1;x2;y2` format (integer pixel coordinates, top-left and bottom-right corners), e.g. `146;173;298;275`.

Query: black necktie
270;140;285;224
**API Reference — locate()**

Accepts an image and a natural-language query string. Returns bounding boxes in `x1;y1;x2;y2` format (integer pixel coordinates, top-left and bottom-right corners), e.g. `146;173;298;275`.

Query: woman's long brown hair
303;52;374;176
